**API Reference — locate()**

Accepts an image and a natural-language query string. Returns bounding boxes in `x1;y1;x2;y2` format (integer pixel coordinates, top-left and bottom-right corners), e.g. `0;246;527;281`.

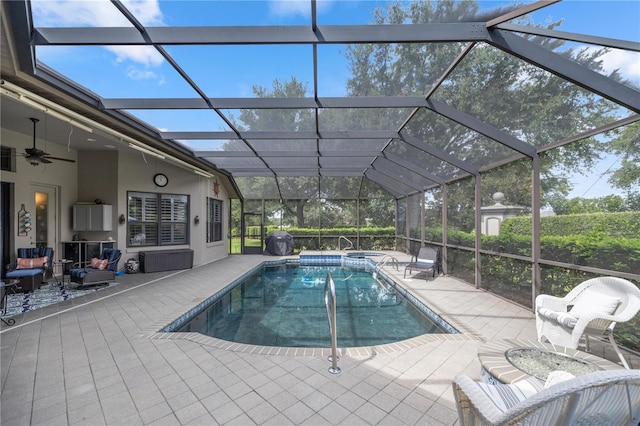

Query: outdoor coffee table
478;339;621;384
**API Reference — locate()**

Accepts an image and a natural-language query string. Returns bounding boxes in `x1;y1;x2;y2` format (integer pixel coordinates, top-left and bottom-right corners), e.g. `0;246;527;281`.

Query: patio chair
452;369;640;426
69;248;121;287
404;246;439;279
5;247;54;292
535;276;640;369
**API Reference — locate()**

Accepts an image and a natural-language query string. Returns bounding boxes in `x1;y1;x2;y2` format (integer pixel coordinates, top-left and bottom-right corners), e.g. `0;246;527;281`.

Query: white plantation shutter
128;192;189;247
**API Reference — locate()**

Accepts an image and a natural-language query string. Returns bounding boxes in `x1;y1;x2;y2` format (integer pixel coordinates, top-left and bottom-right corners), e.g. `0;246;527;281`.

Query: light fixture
119;214;126;225
128;143;166;159
3;81;218;175
194;215;200;225
44;108;93;133
193;169;213;178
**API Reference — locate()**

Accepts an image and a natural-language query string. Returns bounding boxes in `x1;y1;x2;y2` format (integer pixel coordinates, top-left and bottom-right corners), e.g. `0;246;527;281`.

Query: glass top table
505;347;601;381
478;339;621;384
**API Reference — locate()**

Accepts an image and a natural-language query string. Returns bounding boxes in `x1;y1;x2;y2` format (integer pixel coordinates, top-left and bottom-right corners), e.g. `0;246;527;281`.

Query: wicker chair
535;276;640;369
452;369;640;425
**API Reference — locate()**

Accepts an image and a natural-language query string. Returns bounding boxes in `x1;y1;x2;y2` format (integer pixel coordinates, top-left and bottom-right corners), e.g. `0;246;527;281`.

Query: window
207;197;223;243
128;191;188;247
1;147;15;172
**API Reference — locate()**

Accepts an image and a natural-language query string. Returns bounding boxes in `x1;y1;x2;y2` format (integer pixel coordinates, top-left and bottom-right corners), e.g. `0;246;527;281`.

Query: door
242;213;263;254
32;184;58;250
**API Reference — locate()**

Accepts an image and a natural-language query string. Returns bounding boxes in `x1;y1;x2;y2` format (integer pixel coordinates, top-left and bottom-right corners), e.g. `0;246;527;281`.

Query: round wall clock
153;173;168;187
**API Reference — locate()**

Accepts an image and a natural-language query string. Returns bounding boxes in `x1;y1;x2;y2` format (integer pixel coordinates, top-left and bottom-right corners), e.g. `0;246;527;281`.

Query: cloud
32;0;165;67
599;49;640;86
126;66;165;85
110;46;164;68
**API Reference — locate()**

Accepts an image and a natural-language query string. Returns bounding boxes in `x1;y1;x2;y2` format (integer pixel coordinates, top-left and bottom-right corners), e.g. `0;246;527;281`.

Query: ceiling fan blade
25;147;49;156
39;157;53;164
43;156;76;163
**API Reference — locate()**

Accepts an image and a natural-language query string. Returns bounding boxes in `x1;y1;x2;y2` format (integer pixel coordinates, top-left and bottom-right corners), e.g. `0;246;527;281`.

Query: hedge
501;211;640;238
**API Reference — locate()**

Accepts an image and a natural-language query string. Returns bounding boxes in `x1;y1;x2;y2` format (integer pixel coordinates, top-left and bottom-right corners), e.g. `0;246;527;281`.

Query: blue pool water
168;262;451;348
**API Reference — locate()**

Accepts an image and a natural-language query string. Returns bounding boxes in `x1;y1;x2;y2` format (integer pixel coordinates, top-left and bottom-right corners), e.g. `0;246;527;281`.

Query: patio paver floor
1;253;636;425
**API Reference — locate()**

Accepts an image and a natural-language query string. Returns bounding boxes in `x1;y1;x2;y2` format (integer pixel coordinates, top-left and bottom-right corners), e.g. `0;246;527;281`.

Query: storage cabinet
73;204;112;231
63;241;116;265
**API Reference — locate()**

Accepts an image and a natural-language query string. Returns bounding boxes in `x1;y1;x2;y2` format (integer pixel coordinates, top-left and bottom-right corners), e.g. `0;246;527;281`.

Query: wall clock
154;173;168;187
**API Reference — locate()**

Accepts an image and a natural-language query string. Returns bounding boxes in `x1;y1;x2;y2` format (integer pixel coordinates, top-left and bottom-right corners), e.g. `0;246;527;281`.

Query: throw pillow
90;257;108;270
570;292;620;318
16;256;48;269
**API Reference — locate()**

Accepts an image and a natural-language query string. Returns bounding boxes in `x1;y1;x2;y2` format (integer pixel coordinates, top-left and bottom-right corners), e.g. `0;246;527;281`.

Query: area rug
1;281;117;318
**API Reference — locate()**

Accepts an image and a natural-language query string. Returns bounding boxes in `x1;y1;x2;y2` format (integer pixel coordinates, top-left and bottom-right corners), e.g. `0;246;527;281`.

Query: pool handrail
338;236;353;251
373;255;400;279
324;272;341;374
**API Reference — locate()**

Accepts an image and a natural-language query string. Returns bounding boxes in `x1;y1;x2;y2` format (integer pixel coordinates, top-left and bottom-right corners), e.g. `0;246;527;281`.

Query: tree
342;0;624;229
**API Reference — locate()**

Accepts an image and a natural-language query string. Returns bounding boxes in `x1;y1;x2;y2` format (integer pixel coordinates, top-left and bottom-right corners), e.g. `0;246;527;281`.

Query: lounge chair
69;248;121;287
535;276;640;369
404;246;439;279
452;369;640;425
5;247;54;292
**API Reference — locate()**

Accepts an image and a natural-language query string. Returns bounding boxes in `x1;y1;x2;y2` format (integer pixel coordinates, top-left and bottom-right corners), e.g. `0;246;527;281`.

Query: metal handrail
338;236;353;251
373;255;399;278
324;272;341;374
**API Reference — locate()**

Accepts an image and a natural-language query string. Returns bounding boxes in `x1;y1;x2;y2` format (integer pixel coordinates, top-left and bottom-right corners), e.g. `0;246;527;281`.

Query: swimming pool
164;260;456;348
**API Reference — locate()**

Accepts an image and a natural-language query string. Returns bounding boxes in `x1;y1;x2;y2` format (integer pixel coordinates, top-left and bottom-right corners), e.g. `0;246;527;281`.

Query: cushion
16;256;48;269
475;377;543;413
570;292;620;318
537;307;578;328
90;258;108;270
544;371;576;389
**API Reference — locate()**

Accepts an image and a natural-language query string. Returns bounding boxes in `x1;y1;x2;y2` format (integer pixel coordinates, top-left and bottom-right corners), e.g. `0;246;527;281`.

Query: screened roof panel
124;110;232;133
385;139;465;180
247;139;317;152
358;176;394;199
234;176;280;199
374;157;437;189
4;0;637;200
219;109;317;132
320;157;373;168
317;43;469;97
318;107;414;131
277;177;322;199
164;45;314;98
265;157;318;168
518;1;640;42
320;139;389;152
183;139;250;152
522;36;640;89
403;108;521;169
202;157;265;169
319;177;364;199
431;43;637;149
36;45;197;98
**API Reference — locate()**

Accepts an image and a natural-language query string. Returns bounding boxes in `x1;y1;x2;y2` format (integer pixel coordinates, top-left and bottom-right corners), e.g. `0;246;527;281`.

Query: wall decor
18;204;32;236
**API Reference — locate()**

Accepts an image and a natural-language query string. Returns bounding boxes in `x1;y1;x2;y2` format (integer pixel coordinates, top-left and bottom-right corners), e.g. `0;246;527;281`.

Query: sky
29;0;640;200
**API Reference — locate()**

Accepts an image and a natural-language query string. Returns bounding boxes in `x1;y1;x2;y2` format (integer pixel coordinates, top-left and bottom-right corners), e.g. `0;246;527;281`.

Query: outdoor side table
53;259;74;286
0;280;19;326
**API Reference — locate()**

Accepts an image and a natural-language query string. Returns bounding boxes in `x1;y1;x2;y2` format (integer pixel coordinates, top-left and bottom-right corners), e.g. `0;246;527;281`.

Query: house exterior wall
1;126;230;270
1;126;78;257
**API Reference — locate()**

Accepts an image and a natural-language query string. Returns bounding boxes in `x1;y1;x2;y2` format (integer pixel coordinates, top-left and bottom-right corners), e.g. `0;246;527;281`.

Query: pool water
173;263;447;348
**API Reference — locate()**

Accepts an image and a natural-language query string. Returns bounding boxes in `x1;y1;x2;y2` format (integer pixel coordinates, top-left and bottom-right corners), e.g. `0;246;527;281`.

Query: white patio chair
535;276;640;369
452;369;640;426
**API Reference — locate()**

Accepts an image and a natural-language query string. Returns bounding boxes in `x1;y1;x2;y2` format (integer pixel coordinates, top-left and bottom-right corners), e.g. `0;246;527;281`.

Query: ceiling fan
24;117;76;166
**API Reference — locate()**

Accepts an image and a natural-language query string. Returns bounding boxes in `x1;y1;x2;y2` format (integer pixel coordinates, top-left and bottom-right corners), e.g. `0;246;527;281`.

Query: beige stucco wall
2;126;230;269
